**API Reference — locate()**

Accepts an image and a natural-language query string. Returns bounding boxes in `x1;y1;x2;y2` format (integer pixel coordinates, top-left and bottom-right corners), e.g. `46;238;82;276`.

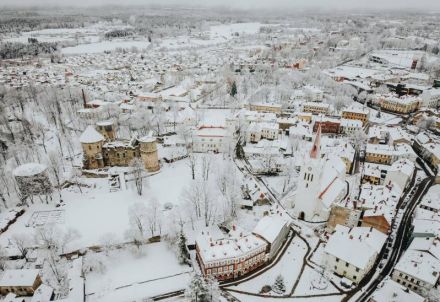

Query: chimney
232;225;236;231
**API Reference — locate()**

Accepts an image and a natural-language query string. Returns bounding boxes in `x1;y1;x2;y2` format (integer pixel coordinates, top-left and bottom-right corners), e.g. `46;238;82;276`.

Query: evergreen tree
178;229;191;265
272;274;286;294
230;81;237;97
185;274;210;302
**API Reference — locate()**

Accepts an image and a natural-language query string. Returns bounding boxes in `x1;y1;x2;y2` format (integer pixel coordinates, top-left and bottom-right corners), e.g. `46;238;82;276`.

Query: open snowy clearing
85;242;192;301
0;154;239;251
62;40;151;54
293;266;340;295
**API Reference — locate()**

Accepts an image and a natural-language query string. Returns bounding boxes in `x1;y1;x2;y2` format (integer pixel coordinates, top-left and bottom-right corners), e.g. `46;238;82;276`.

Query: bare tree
127;202;148;246
47;151;63;202
183;180;214;227
10;234;31;261
130;158;144;196
187;153;197;180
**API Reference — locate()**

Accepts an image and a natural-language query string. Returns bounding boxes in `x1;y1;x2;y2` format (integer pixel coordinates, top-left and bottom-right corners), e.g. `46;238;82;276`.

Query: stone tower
96;120;116;141
80;125;105;169
138;135;160;172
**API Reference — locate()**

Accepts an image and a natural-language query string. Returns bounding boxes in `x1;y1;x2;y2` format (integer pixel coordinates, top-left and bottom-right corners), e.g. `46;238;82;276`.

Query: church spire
310;123;321;159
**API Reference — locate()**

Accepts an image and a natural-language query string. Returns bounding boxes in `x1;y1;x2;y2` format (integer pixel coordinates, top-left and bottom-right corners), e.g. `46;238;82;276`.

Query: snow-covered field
86;242;192;301
0;154;239;251
62;40;151;54
293;266;340;295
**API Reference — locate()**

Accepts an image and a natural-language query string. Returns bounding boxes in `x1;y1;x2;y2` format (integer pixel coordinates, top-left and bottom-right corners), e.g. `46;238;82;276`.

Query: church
292;125;348;222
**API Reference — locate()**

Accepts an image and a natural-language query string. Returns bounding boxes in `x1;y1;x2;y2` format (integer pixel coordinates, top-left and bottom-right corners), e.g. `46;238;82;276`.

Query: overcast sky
2;0;440;11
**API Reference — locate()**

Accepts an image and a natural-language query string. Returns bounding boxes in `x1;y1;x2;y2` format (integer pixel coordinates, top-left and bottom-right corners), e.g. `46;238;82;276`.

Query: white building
419;185;440;213
369;278;426;302
340;118;363;135
324;225;387;283
252;214;290;260
247;122;279;143
291;125;347;221
392;248;440;294
384;159;415;193
192;126;230;153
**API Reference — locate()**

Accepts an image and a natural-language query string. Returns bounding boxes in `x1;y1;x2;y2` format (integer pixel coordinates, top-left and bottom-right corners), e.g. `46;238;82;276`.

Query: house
365;144;396;165
384;159;415;193
369;278;426;302
377;94;420;114
419;185;440;213
252;214;290;260
192;126;230;153
342;106;369;126
324;225;386;283
249;102;282;114
327;202;362;232
0;269;42;296
303;102;330;115
247;122;279;143
340;119;363;135
313;118;340;134
392;249;440;294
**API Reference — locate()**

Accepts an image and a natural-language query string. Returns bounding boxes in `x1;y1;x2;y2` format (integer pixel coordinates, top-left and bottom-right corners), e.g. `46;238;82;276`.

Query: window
345;263;349;267
336;258;339;262
356;268;360;272
353;275;357;280
88;145;91;150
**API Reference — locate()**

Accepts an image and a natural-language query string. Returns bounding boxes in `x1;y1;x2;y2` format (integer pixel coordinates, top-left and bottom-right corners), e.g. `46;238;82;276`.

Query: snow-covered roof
31;284;54;302
387;159;415;178
79;125;105;143
325;226;386;270
370;278;425;302
0;269;40;287
420;185;440;212
13;163;47;177
358;184;400;210
395;249;440;286
252;214;288;244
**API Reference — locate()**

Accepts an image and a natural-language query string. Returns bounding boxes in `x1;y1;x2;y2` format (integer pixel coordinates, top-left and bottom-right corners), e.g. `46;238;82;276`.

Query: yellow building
302;102;330;115
249;102;282;114
365;144;395;165
0;269;42;296
378;95;420;114
342;107;369;126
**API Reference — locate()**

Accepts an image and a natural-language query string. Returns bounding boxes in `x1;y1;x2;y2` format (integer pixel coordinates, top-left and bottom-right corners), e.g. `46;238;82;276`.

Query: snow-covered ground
230;292;343;302
62;40;151;54
293;266;340;295
85;242;192;301
0;153;240;252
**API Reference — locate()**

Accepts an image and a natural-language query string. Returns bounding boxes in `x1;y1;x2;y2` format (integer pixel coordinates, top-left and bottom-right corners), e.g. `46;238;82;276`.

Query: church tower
293;124;326;221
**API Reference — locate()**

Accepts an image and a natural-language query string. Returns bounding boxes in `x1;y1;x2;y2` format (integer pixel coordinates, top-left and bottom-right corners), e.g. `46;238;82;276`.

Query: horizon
1;0;440;13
